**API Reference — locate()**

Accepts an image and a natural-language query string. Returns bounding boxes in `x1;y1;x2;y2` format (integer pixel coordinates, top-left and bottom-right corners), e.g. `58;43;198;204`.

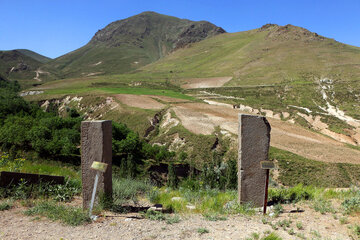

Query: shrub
341;191;360;214
144;209;166;221
112;177;152;206
273;204;284;217
268;184;316;203
353;224;360;238
0;152;25;172
166;214;181;224
0;178;81;201
312;199;335;214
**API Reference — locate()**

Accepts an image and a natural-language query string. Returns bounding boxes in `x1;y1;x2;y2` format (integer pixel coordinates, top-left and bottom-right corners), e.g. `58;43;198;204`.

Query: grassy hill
140;24;360;85
16;49;51;64
43;11;225;78
137;23;360;122
0;50;42;83
14;17;360;190
0;49;56;88
26;23;360;132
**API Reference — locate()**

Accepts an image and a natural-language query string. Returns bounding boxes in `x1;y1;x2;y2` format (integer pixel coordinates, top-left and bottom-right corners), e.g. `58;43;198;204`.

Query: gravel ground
0;203;355;240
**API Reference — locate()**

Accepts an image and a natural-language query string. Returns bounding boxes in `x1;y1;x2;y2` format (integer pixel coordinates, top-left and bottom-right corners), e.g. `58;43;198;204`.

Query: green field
42;86;194;101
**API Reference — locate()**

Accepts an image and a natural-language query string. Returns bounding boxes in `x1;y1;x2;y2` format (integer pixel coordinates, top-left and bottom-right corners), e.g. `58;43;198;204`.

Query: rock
149;207;157;211
254;207;263;212
186;204;196;210
171;197;183;201
149;203;163;212
238;114;271;207
81;120;112;209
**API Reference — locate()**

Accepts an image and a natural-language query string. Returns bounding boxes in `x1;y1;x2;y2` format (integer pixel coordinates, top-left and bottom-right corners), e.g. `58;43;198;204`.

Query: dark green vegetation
43;11;225;78
0;177;81;202
0;76;176;171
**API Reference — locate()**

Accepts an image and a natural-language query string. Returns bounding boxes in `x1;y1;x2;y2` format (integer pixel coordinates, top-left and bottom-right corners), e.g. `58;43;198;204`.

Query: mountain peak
90;11;225;49
259;24;325;42
258;23;279;31
47;12;225;78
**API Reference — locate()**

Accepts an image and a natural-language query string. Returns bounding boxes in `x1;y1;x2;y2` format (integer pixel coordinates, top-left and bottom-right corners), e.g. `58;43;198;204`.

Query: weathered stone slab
81;120;112;209
238;114;271;207
0;171;64;187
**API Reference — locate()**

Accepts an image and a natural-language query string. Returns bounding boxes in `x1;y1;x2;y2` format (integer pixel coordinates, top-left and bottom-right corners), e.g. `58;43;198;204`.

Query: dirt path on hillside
172;102;360;164
33;69;50;82
0;203;355;240
181;77;232;89
115;94;165;109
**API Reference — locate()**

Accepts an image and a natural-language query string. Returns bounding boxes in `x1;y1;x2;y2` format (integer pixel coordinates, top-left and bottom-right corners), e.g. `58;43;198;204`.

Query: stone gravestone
81;120;112;209
238;114;271;207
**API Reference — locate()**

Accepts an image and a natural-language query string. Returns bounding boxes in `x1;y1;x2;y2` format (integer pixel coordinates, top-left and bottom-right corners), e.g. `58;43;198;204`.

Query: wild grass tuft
352;224;360;238
197;227;209;234
147;186;255;215
144;209;166;221
268;184;316;204
165;214;181;224
143;209;181;224
0;200;13;211
203;213;227;221
261;232;282;240
341;188;360;214
112;177;152;206
24;201;90;226
296;222;303;230
312;199;335;214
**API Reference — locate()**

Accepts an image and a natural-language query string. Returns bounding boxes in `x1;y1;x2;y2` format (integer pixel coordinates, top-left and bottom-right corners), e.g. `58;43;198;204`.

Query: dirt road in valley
172;102;360;164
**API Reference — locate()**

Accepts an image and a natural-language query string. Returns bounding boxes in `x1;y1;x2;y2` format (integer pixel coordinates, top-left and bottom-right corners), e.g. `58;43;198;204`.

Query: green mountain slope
135;24;360;139
140;24;360;85
0;49;57;88
45;11;225;78
16;49;51;63
0;49;42;83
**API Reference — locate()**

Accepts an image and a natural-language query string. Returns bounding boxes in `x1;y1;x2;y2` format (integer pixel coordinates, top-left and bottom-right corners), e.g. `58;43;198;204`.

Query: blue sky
1;0;359;58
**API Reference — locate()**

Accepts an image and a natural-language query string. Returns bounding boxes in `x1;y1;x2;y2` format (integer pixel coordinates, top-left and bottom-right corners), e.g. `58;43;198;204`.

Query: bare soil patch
181;77;232;89
172;102;360;164
115;94;165;110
